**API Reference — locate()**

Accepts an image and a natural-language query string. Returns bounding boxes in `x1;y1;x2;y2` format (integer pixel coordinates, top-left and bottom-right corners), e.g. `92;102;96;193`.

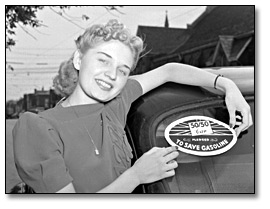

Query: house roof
220;33;253;62
206;31;254;66
34;89;50;95
173;6;255;54
230;33;253;60
136;26;189;55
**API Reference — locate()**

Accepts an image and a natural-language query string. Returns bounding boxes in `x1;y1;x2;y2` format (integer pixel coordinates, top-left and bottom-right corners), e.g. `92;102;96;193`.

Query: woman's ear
73;50;82;70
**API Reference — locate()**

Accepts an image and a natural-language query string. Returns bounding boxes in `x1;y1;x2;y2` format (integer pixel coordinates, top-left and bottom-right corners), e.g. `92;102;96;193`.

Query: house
135;6;255;74
133;11;190;74
5;88;62;118
23;88;62;113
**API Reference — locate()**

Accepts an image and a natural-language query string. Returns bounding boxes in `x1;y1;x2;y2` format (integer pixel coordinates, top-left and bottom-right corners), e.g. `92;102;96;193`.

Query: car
126;66;254;193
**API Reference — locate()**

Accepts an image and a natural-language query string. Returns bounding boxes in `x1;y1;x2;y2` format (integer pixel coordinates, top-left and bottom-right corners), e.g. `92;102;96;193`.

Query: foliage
5;6;123;49
6;6;45;49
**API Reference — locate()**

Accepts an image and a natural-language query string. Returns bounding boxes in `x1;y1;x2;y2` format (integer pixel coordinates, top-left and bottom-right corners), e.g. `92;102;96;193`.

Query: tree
6;6;44;49
5;6;123;49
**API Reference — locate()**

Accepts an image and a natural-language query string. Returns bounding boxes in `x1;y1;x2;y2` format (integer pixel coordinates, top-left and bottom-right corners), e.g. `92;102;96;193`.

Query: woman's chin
91;94;115;103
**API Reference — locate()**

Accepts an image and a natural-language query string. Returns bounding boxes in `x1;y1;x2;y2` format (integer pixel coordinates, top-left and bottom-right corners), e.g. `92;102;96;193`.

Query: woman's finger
241;113;253;132
165;160;178;171
236;115;242;120
228;108;236;128
164;151;179;164
235;121;242;126
162;146;178;157
162;169;176;179
235;111;249;136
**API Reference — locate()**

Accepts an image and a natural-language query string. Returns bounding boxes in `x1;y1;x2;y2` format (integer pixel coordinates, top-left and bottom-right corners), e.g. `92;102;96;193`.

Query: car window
155;100;254;193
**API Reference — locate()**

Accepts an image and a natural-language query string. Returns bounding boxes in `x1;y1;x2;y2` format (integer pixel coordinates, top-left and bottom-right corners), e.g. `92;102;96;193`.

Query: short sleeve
120;78;143;112
109;78;142;125
12;112;73;193
121;78;143;105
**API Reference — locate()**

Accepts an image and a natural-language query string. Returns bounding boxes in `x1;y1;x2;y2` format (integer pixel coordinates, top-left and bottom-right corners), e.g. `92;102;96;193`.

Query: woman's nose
104;68;117;80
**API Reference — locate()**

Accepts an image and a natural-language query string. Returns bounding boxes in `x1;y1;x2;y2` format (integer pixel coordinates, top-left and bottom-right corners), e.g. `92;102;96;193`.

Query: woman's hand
223;79;253;137
130;146;179;184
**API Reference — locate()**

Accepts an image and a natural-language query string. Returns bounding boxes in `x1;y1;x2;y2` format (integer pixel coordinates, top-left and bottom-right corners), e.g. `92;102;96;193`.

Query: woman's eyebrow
97;52;131;71
97;52;112;59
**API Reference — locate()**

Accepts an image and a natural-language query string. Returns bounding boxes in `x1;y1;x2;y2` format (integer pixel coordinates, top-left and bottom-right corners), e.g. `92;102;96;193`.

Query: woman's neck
62;85;100;107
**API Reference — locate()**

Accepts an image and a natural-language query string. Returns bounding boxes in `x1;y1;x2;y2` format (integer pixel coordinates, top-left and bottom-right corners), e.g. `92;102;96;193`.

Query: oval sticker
164;116;237;156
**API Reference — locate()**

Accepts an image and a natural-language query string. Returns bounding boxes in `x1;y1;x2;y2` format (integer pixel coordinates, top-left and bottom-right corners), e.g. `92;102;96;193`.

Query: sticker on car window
164;116;237;156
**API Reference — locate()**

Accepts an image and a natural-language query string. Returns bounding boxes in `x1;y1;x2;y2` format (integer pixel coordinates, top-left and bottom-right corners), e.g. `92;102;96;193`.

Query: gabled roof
219;36;234;59
136;26;189;55
220;34;253;62
227;33;253;61
206;31;254;66
174;6;255;54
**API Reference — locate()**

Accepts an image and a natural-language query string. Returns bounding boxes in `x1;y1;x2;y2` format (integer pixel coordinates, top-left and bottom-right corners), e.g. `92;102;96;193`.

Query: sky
6;6;207;101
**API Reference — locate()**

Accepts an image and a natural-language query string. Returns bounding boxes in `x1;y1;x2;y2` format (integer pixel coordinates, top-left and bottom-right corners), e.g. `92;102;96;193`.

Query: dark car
126;66;254;193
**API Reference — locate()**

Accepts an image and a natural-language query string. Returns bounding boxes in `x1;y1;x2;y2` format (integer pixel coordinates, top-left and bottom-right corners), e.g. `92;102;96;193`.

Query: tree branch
18;23;37;40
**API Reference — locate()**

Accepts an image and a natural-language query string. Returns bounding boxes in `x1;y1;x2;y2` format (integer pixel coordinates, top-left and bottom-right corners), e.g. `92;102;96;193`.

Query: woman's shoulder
13;111;55;136
105;78;143;125
124;78;143;95
17;111;44;125
114;78;143;103
18;110;55;123
12;110;63;157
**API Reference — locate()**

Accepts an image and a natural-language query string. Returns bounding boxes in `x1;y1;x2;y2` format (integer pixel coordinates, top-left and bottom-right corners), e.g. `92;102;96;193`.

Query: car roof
128;66;254;123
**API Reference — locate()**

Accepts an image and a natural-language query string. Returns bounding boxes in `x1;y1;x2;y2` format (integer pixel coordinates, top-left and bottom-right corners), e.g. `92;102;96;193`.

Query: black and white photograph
5;4;257;198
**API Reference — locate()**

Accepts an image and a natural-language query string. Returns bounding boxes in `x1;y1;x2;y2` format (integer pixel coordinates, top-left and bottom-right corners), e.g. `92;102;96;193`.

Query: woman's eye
119;69;127;76
99;59;108;64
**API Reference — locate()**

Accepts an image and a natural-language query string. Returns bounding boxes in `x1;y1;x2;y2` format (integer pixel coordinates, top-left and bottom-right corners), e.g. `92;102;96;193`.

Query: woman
13;19;253;193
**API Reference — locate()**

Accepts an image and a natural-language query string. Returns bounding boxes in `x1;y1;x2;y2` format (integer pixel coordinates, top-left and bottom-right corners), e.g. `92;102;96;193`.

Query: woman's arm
131;63;230;94
131;63;253;136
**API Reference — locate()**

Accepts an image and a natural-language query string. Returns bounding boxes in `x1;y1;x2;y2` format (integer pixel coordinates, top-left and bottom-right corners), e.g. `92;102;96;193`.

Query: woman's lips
95;79;113;91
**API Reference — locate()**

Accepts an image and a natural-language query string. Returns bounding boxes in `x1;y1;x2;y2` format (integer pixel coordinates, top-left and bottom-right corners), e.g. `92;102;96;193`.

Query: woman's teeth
96;79;113;90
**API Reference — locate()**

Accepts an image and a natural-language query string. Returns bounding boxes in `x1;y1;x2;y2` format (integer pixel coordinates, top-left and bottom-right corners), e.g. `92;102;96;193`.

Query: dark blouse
12;79;143;193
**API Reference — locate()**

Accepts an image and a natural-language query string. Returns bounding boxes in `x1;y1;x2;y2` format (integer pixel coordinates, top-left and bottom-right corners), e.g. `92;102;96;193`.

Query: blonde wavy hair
53;19;144;97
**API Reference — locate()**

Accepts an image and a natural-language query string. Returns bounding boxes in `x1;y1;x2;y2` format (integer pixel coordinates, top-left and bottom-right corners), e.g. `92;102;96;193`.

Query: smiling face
71;40;134;104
